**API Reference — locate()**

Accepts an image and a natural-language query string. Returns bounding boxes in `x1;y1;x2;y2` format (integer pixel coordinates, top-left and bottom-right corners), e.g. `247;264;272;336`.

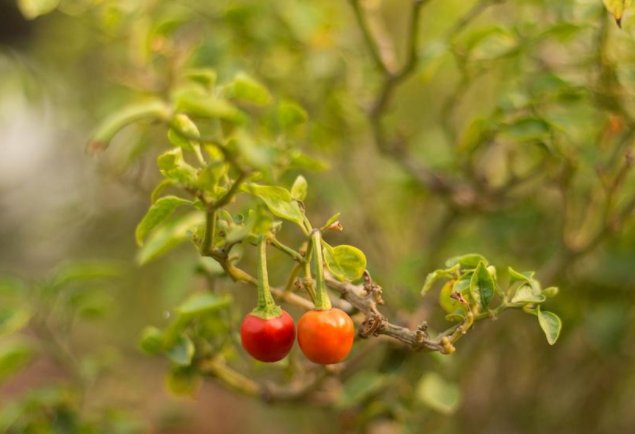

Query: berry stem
252;237;282;319
311;230;332;311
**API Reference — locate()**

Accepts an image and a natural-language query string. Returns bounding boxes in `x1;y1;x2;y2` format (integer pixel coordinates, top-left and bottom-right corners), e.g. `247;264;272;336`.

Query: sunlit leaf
166;335;195;366
151;179;177;203
87;99;170;152
469;262;495;310
0;307;31;338
290;175;308;201
135;196;192;246
176;293;231;317
323;243;367;282
288;150;329;171
603;0;632;27
445;254;488;269
224;72;272;105
0;341;35;384
136;212;204;265
157;148;198;186
168;114;200;151
511;285;546;304
538;307;562;345
184;68;217;89
175;91;245;123
508;267;534;284
17;0;59;20
421;265;460;297
245;184;306;227
501;117;551;143
51;262;123;288
277;100;308;129
465;27;517;61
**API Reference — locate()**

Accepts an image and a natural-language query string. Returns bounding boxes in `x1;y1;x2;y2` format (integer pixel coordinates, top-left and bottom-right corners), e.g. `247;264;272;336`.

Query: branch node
359;314;384;338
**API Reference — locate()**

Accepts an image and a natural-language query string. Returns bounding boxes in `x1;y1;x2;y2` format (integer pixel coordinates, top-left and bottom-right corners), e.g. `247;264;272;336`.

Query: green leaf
337;371;385;409
233;135;275;168
290;175;308;201
416;373;461;415
224;73;272;105
323;212;341;228
0;307;31;338
421;265;460;296
245;184;306;227
511;284;546;304
166;335;195;367
465;26;517;61
184;68;217;89
51;262;122;288
288;150;329;171
69;290;112;319
17;0;59;19
151;179;176;203
88;99;170;151
166;366;201;397
456;117;495;154
135;196;192;246
174;91;245;123
136;212;204;265
157;148;198;186
168;114;200;151
323;244;367;282
508;267;534;284
176;293;231;317
139;326;164;355
277;100;308;129
538;307;562;345
500;117;551;143
470;262;495;310
0;341;35;384
445;254;488;269
603;0;632;27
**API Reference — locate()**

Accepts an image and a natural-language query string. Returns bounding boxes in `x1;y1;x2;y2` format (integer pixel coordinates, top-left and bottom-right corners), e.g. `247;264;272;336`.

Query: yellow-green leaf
245;184;306;228
136;212;204;265
135;196;192;246
0;341;35;384
416;373;461;415
604;0;632;27
290;175;308;201
17;0;59;19
224;73;272;106
323;243;367;282
538;307;562;345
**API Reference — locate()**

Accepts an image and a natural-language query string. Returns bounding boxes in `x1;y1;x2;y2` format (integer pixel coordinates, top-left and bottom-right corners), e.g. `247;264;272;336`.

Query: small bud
441;337;456;354
543;286;559;298
326;220;343;232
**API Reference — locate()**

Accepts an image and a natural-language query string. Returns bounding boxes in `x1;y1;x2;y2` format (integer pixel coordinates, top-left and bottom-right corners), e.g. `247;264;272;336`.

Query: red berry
297;308;354;364
240;310;295;362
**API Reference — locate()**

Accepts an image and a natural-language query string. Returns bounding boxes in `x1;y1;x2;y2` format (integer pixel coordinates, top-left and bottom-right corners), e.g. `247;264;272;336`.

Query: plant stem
269;236;305;263
201;210;216;256
253;237;281;318
310;230;331;310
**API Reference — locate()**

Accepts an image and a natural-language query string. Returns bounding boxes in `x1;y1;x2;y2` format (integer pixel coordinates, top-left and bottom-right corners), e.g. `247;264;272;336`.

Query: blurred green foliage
1;0;635;433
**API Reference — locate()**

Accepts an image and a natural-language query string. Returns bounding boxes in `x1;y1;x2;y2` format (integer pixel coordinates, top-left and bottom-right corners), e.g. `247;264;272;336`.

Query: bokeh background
1;0;635;433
